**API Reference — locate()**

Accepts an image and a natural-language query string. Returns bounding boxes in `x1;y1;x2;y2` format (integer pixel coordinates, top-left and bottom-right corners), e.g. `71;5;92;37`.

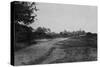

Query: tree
12;1;37;25
35;27;47;35
11;1;38;43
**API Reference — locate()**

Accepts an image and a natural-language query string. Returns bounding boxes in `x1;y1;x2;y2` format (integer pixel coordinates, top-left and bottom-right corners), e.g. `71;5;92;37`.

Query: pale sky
31;2;97;33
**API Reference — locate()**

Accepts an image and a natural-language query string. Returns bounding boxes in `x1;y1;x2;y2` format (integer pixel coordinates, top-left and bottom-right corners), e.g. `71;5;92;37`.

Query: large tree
11;1;37;43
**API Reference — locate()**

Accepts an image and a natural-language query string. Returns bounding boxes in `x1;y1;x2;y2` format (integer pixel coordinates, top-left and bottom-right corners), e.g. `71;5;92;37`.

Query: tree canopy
12;1;37;25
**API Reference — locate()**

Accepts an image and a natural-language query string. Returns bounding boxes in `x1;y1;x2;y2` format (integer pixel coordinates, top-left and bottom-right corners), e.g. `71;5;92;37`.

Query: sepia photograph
11;1;97;66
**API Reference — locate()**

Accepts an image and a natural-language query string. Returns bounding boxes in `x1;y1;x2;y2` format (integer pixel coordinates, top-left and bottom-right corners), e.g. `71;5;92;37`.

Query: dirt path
14;38;68;65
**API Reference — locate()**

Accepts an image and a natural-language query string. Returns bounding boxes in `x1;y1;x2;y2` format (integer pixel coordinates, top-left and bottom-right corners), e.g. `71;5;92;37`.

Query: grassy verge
52;35;97;63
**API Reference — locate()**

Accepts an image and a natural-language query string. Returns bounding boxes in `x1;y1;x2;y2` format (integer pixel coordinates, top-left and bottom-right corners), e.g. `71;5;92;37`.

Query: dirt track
14;38;68;65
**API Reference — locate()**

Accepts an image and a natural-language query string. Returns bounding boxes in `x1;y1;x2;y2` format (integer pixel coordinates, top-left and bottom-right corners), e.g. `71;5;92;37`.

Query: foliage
11;1;38;51
15;23;33;43
35;27;51;34
12;1;37;25
12;1;37;42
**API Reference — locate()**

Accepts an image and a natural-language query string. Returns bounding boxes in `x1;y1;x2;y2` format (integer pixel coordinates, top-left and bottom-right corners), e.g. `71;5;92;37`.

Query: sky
31;2;97;33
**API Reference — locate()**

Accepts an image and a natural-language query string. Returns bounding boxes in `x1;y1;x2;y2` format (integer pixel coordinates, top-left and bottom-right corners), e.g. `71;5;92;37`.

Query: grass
57;35;97;48
21;35;97;65
14;35;97;65
50;47;97;63
21;47;56;65
51;35;97;63
14;41;37;51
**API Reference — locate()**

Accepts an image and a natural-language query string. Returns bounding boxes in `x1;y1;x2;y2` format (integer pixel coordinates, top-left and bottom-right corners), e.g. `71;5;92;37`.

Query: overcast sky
31;2;97;33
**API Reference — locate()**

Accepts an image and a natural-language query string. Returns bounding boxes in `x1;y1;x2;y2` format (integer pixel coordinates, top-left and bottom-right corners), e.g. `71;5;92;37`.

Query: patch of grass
57;35;97;48
52;35;97;63
21;47;56;65
50;47;97;63
14;41;37;51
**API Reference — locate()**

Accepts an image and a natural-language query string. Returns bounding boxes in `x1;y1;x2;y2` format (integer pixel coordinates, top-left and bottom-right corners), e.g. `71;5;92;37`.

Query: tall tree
11;1;37;43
